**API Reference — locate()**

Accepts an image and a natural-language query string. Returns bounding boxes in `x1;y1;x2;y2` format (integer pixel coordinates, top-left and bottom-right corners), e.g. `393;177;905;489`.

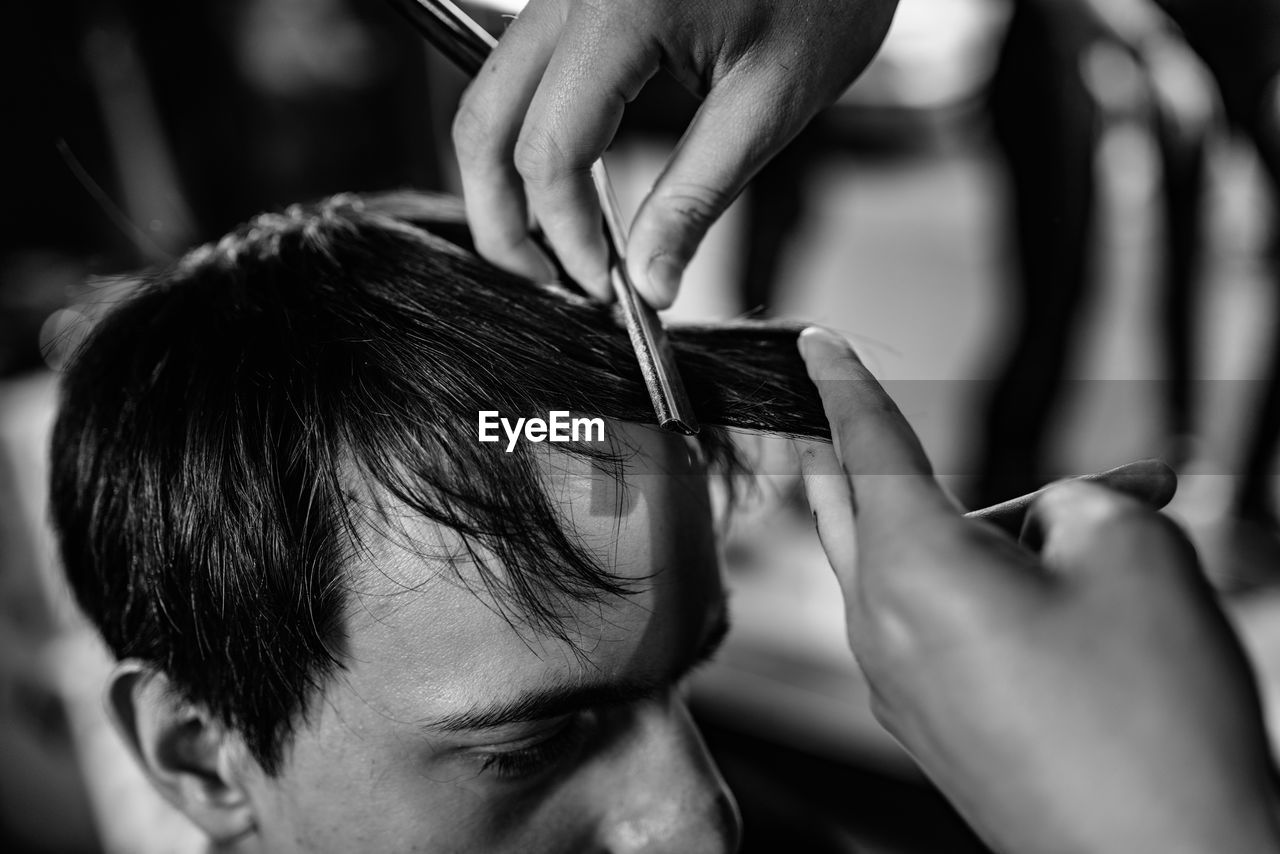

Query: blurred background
5;0;1280;851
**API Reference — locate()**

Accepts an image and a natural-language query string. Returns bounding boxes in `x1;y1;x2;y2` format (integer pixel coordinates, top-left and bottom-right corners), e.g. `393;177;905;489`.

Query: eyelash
473;643;728;781
479;713;593;780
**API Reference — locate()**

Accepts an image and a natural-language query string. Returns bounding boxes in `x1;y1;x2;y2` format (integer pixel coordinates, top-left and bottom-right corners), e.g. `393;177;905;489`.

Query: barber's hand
452;0;898;305
794;327;1280;854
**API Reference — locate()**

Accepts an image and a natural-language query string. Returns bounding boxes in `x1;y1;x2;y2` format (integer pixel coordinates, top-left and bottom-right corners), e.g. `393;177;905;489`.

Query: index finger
453;0;563;283
797;326;958;544
513;3;664;296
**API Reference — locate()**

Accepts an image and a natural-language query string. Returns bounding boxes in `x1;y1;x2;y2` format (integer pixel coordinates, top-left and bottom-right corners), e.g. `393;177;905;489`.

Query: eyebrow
424;605;732;733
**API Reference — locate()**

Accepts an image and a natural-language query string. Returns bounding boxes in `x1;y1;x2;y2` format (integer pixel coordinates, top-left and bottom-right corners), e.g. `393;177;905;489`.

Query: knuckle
1093;503;1163;537
512;131;574;189
577;0;629;24
861;525;995;631
451;95;496;165
472;219;528;256
860;519;1036;655
796;441;836;474
579;0;665;31
1036;479;1127;525
653;184;728;237
1037;481;1199;575
1054;482;1166;542
857;601;960;688
1095;507;1195;566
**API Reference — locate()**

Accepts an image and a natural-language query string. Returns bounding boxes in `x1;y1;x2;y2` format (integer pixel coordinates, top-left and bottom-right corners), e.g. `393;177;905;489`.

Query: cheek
246;710;482;852
248;709;600;854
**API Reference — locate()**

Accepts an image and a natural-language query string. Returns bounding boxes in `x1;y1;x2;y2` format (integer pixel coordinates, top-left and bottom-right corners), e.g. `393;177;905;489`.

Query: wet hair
49;191;829;774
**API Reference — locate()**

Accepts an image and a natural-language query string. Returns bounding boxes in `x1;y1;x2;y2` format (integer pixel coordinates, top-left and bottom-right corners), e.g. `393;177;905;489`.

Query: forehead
333;421;722;726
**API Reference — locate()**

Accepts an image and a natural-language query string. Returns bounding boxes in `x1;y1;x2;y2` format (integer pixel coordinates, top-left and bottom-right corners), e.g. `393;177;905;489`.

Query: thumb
626;69;813;308
1022;480;1196;583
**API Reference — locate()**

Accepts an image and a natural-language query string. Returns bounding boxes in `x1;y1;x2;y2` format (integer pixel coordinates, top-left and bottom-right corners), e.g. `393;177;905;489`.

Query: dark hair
49;191;829;774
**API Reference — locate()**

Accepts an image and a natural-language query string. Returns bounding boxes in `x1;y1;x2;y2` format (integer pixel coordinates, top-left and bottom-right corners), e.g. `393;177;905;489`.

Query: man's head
50;192;822;851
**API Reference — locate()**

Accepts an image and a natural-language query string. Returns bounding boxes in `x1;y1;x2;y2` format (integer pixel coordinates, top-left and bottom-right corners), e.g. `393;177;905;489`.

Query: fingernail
645;255;685;307
535;253;558;283
588;270;614;302
511;240;557;284
797;326;841;361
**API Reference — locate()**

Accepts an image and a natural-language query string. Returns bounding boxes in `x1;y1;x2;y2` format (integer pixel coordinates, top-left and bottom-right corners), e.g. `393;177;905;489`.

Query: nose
595;694;741;854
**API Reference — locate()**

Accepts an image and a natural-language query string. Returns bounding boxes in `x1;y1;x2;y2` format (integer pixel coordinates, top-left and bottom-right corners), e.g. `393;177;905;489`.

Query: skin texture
116;422;739;853
795;327;1280;854
452;0;899;306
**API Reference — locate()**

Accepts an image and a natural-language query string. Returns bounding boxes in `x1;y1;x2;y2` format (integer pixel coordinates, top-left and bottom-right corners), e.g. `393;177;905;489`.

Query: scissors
385;0;700;435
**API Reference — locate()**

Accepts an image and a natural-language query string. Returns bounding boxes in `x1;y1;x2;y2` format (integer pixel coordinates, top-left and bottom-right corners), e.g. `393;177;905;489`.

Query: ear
106;661;257;844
